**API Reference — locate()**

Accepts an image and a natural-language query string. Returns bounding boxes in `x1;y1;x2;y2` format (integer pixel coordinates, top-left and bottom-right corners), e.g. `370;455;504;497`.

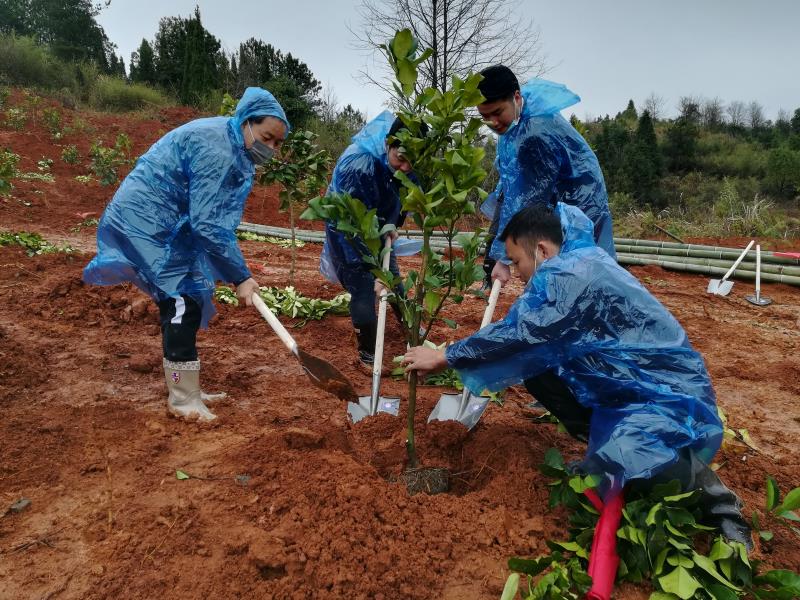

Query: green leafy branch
505;448;800;600
214;285;349;326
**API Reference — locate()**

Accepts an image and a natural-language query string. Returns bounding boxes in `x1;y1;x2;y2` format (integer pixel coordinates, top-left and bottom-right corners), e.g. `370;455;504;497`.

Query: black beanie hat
478;65;520;103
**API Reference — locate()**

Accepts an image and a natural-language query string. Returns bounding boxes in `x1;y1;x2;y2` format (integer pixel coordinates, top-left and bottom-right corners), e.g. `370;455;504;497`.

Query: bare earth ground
0;102;799;599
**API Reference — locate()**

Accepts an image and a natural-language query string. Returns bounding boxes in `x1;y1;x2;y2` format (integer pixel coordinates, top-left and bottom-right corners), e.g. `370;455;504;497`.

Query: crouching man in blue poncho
320;111;423;370
83;88;289;421
403;203;752;547
476;65;616;288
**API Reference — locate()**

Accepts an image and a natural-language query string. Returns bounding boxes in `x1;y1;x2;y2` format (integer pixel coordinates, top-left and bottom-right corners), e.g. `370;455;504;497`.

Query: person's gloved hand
482;256;496;290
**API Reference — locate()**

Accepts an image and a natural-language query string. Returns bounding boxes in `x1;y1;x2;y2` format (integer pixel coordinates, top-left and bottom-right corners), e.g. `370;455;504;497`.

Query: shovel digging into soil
707;239;754;296
348;239;401;423
252;292;358;402
427;278;502;430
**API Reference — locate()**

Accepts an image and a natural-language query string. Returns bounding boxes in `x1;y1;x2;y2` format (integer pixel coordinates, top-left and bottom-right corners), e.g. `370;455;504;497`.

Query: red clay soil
1;99;799;600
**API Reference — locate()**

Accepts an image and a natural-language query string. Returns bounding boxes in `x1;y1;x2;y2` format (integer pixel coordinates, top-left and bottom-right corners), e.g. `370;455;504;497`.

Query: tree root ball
399;467;450;496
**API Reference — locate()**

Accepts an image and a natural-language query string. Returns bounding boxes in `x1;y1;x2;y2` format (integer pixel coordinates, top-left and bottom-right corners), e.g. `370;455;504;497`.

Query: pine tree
623;110;663;205
130;39;156;85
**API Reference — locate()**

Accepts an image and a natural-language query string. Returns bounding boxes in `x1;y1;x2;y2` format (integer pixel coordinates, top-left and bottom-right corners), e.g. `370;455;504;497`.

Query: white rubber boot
163;359;217;421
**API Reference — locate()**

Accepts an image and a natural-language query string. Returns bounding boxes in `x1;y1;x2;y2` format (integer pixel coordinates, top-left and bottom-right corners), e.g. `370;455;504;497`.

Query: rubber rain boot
163;359;217;421
692;458;753;550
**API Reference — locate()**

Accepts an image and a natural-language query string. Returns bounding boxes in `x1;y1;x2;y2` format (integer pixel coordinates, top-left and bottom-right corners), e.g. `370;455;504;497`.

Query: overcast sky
97;0;800;122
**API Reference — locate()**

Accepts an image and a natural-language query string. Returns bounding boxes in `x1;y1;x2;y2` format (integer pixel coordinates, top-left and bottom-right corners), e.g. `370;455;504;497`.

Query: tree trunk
289;200;296;286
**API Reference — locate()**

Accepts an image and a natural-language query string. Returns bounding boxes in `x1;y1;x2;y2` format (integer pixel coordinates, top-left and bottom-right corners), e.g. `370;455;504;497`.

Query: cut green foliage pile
504;448;800;600
214;285;349;326
0;231;74;255
236;230;305;248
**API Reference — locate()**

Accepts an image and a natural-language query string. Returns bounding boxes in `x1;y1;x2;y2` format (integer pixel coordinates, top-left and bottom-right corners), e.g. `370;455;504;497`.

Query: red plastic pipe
585;489;624;600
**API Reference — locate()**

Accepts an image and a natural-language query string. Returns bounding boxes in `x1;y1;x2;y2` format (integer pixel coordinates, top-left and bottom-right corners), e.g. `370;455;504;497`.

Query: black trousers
524;370;593;442
157;295;202;362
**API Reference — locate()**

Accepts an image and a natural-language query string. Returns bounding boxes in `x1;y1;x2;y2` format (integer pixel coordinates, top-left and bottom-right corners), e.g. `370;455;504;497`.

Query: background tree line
578;97;800;216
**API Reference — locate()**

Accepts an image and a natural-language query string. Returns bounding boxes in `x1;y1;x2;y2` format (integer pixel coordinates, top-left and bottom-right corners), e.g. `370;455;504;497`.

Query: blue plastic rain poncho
485;78;616;261
446;203;721;488
320;111;404;282
83;88;289;327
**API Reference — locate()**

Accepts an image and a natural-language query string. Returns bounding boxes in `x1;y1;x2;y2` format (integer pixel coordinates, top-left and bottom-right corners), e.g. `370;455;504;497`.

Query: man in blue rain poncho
403;203;751;547
477;65;616;288
321;111;421;369
83;88;289;422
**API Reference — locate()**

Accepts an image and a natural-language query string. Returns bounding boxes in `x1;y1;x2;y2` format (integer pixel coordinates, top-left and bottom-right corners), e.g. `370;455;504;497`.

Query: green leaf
753;569;800;594
551;541;589;559
666;554;694;568
657;565;702;599
649;593;680;600
692;553;741;590
508;555;554;577
646;502;664;526
777;509;800;522
759;530;774;541
175;470;190;480
777;486;800;512
709;537;734;561
705;584;740;600
500;573;519;600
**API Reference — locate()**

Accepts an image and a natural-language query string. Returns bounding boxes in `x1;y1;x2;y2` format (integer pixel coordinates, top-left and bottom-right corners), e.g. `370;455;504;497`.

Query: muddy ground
1;101;799;599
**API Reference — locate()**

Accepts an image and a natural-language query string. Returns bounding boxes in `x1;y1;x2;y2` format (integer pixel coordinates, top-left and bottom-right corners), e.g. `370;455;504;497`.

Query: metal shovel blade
347;395;400;424
296;347;359;403
428;391;489;431
745;294;772;306
706;278;734;296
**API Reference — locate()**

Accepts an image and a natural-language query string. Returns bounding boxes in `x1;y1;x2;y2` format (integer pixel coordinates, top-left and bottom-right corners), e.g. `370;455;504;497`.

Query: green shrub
61;144;79;164
0;87;8;108
42;107;62;138
4;107;27;130
0;148;20;195
89;133;131;185
89;76;168;112
0;34;74;90
608;191;637;218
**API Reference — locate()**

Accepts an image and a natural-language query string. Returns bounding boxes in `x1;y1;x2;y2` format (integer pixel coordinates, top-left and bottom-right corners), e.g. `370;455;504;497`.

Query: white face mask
503;96;524;135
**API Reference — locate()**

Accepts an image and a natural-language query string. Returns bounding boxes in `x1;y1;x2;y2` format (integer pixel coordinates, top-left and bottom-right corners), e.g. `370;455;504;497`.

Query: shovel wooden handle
481;278;503;328
721;240;754;282
252;292;298;355
458;279;503;403
370;238;393;404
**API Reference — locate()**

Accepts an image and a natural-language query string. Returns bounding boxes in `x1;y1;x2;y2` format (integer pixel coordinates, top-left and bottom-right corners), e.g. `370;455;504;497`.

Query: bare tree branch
351;0;548;97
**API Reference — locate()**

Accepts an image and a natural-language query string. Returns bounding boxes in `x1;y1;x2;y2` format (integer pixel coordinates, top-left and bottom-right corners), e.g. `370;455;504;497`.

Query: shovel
707;239;754;296
427;278;502;430
252;292;359;402
347;238;401;423
745;244;772;307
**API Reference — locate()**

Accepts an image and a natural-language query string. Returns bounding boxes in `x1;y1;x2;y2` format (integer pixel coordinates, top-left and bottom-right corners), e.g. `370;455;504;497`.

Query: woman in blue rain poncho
476;65;616;288
321;111;419;369
403;203;751;547
83;87;289;421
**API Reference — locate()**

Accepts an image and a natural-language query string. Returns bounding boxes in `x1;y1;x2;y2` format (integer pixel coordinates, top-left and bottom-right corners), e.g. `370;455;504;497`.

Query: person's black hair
387;116;429;148
478;65;520;103
248;116;265;125
499;204;563;253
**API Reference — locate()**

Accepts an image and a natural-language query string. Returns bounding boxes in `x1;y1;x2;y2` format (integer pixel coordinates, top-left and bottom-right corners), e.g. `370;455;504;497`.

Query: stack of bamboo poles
238;222;800;287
